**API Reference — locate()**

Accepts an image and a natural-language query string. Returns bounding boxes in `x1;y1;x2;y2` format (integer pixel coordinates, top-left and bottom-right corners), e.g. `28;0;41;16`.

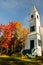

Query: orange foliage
22;27;28;37
15;21;21;29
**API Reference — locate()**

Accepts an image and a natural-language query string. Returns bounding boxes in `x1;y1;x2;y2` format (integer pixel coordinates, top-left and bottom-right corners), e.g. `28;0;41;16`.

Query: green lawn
0;55;43;65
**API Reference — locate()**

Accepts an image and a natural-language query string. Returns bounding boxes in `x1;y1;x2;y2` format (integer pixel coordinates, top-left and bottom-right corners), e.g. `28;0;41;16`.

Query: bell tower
25;5;42;56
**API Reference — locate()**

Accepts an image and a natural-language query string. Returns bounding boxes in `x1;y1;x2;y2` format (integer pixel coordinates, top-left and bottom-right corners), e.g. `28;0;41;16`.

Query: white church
25;5;43;56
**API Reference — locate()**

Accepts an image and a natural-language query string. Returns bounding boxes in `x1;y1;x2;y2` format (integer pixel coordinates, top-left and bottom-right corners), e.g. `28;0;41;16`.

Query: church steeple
29;5;40;33
29;5;40;21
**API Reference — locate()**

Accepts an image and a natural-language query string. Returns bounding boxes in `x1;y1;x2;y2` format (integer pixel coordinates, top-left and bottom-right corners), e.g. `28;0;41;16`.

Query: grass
0;54;43;65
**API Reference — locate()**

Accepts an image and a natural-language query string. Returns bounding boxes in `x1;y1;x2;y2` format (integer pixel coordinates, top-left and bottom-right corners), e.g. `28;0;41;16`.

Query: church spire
31;5;37;12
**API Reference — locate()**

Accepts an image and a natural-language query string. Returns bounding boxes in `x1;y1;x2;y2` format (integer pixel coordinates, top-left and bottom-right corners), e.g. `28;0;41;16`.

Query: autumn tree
0;21;28;55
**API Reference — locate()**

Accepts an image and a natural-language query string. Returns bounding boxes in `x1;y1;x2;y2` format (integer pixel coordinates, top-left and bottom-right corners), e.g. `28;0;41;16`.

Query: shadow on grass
0;56;43;65
0;58;42;65
0;60;9;65
0;61;41;65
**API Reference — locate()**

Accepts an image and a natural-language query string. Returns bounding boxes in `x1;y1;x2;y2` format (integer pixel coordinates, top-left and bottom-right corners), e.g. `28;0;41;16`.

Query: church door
30;40;34;49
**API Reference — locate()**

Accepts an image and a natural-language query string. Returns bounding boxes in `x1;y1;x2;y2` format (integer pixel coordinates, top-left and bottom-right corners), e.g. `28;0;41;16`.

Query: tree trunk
11;45;13;53
1;47;3;55
6;47;9;54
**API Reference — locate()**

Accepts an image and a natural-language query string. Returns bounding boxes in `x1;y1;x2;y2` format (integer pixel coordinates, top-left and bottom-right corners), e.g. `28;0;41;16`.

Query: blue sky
0;0;43;27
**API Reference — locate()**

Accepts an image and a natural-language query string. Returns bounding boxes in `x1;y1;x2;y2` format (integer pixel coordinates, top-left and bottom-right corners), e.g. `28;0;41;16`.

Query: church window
38;39;41;46
37;15;38;18
30;26;35;32
31;15;34;18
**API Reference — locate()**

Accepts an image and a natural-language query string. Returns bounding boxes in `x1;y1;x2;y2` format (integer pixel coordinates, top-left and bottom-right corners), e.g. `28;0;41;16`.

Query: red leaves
0;21;21;48
2;43;8;48
8;22;16;31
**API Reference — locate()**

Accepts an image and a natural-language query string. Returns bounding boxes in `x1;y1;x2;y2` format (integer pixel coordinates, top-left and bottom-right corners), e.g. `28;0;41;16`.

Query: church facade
25;5;43;56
